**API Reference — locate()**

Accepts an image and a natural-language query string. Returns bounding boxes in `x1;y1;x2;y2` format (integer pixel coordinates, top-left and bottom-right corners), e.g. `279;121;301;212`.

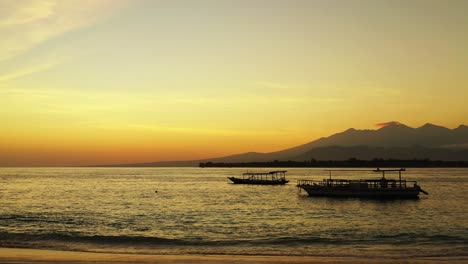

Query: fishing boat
297;168;428;199
228;170;289;185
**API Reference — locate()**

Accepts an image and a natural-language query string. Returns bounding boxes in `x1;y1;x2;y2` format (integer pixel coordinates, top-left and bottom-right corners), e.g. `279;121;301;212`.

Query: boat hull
299;186;420;199
228;177;289;185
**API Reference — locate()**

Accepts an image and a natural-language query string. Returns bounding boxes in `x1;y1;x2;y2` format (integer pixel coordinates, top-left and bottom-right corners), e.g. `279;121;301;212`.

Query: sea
0;167;467;259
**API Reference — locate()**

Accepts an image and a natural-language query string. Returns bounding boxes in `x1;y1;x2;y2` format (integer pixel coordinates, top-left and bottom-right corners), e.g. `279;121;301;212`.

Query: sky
1;0;467;166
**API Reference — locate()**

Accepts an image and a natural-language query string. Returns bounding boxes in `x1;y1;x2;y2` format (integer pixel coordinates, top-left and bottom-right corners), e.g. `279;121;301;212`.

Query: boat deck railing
242;171;287;181
297;179;418;189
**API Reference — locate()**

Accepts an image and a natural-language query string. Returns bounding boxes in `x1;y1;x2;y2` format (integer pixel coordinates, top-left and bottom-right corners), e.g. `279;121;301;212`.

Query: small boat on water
297;168;428;199
228;170;289;185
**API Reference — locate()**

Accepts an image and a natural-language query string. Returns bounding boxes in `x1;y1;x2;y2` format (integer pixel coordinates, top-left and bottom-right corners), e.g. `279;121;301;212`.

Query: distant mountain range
101;122;468;167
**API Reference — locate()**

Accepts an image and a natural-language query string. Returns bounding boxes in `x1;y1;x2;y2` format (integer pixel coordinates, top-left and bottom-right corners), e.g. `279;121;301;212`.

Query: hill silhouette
96;122;468;167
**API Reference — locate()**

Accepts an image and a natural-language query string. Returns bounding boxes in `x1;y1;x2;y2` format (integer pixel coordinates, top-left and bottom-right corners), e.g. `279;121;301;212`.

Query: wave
1;231;466;248
0;214;64;224
1;231;467;259
0;213;90;226
372;233;468;245
0;232;184;246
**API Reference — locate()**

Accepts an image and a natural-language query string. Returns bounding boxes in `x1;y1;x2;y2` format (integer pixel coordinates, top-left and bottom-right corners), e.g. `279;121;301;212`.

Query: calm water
0;167;467;258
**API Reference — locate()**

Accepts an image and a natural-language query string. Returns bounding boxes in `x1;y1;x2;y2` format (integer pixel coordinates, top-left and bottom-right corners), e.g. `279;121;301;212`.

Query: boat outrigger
297;168;428;199
228;170;289;185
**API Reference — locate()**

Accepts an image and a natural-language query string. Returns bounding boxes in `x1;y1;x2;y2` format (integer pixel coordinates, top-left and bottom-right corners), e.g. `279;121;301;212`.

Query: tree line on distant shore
199;158;468;168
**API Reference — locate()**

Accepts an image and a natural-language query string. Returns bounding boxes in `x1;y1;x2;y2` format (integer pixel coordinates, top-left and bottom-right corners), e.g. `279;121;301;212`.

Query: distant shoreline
199;159;468;168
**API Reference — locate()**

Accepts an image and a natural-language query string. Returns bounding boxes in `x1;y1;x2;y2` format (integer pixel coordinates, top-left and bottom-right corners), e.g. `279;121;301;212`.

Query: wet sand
0;248;466;264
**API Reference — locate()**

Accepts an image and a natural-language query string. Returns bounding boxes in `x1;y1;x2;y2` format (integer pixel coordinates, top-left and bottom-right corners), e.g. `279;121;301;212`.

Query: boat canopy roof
322;168;407;181
243;170;287;176
323;168;405;172
324;178;404;183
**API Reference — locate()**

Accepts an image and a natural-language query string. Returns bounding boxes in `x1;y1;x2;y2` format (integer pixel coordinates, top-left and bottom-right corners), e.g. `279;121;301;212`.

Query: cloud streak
0;0;129;62
375;121;401;128
254;82;293;90
0;59;63;83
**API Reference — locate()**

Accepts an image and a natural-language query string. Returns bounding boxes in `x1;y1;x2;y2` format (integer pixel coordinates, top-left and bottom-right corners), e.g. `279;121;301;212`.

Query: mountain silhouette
99;122;468;166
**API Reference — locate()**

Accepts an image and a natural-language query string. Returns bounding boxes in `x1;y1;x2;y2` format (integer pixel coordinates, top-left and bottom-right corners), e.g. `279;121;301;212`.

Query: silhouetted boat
297;168;428;199
228;170;289;185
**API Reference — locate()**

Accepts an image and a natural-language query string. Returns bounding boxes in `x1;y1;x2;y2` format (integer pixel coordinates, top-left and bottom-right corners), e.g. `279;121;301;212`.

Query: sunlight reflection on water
0;167;467;257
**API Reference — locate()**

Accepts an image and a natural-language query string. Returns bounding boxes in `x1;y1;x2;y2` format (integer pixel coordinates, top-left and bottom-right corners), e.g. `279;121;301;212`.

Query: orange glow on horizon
1;1;467;166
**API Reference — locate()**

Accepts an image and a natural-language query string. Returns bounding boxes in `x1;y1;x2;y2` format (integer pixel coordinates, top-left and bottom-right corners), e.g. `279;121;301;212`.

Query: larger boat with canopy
297;168;428;199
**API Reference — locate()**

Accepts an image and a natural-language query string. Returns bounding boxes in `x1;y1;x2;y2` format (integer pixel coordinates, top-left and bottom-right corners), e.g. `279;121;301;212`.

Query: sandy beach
0;248;466;264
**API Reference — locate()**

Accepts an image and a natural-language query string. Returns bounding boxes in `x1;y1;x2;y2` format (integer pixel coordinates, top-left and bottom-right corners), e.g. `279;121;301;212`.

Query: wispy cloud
99;123;294;137
375;121;401;128
124;124;250;136
370;88;401;97
0;0;130;62
0;1;56;27
254;81;293;90
252;81;343;103
357;86;401;98
0;59;63;82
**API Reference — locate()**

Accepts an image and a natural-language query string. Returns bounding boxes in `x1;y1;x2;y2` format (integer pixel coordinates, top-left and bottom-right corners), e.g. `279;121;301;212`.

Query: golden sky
1;0;467;166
